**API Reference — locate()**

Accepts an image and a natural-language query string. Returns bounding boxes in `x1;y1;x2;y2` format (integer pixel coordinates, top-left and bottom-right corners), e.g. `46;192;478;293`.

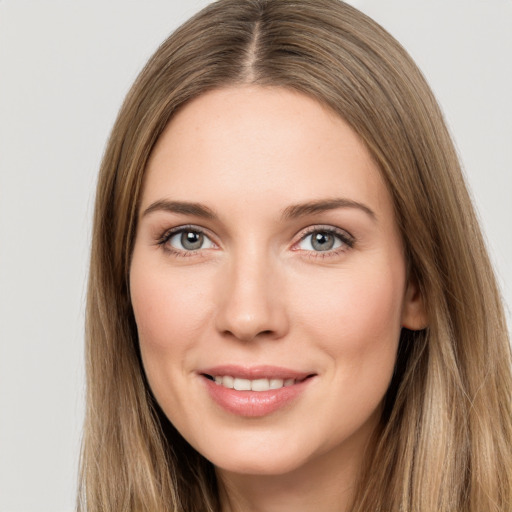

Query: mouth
203;374;312;391
199;366;317;417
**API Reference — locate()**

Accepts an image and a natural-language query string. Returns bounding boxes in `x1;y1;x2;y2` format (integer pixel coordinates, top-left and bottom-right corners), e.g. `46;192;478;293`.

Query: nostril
220;327;280;343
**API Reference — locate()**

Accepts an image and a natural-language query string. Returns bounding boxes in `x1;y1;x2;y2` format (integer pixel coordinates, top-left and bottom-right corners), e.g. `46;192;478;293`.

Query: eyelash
156;225;355;258
157;225;215;258
293;225;355;258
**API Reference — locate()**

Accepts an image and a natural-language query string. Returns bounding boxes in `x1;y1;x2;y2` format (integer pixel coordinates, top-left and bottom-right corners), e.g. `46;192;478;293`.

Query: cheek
298;264;403;339
292;259;405;394
129;259;218;428
295;264;405;438
129;259;212;375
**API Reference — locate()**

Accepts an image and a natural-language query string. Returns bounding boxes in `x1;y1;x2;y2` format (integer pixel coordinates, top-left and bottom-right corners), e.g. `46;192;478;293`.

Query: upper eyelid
291;226;355;255
161;224;212;238
294;224;354;241
157;224;217;249
156;223;354;249
157;225;218;257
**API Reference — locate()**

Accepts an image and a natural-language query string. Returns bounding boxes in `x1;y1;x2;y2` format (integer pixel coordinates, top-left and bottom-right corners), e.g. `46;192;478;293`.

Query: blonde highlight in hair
79;1;512;510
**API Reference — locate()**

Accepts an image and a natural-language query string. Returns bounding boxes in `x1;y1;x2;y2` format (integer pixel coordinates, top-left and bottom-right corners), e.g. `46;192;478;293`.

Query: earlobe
401;279;428;330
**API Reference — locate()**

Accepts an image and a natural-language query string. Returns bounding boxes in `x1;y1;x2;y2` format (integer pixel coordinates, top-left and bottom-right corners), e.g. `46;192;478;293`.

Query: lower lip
202;376;314;417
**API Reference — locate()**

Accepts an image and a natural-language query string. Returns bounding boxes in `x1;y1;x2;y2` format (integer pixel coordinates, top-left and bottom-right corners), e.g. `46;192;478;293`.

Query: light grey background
0;1;510;511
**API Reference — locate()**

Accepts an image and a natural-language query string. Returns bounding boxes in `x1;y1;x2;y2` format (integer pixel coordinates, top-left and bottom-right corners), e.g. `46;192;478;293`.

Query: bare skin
130;85;426;512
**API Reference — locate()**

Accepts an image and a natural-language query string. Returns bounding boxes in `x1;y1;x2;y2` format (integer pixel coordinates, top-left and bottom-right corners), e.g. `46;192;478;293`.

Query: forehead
142;85;391;221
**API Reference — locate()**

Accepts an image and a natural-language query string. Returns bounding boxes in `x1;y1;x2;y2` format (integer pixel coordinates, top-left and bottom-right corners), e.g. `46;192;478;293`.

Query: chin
194;427;334;479
211;451;308;477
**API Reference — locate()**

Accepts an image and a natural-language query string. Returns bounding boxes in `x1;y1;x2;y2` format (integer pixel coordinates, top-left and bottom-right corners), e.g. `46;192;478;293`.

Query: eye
296;228;353;253
162;227;215;252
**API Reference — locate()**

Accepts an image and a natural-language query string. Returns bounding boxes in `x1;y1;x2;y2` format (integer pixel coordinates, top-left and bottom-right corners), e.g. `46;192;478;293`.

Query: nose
214;248;289;342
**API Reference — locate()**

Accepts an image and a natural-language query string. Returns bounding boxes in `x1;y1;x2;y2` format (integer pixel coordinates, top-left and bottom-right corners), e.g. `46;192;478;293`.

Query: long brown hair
79;1;512;510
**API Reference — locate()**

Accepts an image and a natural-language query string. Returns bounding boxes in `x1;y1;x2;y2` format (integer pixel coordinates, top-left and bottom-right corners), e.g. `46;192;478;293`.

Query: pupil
181;231;203;250
312;232;334;251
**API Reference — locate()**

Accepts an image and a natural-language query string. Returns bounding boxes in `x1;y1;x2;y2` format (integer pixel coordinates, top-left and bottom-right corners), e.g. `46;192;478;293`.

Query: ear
401;278;428;330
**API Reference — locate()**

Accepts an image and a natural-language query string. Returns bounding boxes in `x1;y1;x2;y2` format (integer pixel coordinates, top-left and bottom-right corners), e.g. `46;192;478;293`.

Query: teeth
233;378;251;391
270;378;284;389
212;375;296;391
223;375;234;388
251;378;270;391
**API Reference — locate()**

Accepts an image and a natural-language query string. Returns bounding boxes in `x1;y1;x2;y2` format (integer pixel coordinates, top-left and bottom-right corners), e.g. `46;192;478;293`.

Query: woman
79;0;512;510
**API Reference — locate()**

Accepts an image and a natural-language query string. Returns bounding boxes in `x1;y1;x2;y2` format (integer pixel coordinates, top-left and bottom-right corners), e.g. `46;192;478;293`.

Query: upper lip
199;365;315;381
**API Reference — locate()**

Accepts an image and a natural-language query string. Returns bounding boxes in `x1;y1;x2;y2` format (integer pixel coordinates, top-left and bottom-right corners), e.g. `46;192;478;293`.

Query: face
130;86;425;478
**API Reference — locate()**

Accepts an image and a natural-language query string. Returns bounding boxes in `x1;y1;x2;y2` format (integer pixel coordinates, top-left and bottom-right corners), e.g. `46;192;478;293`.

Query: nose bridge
215;241;287;342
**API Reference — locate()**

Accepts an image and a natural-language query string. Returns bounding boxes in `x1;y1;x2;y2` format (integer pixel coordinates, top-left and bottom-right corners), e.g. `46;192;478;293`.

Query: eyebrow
142;200;216;219
141;197;376;222
282;198;376;221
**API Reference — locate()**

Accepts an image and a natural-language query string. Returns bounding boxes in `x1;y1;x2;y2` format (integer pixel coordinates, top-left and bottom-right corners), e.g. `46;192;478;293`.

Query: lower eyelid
156;225;354;256
294;228;354;250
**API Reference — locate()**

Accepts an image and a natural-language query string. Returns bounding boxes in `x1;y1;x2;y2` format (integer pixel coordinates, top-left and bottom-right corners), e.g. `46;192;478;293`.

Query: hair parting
79;1;512;510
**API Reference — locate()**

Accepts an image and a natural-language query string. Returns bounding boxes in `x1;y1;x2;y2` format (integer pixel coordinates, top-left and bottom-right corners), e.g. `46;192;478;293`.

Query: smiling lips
212;375;297;391
200;366;315;417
